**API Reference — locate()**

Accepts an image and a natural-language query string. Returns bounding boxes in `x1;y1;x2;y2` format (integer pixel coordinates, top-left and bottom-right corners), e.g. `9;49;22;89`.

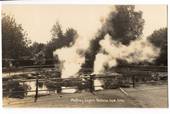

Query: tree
28;42;46;76
45;22;78;59
106;5;144;45
33;50;46;66
45;22;64;59
64;28;78;46
2;14;31;60
30;42;46;58
51;22;64;40
147;28;167;66
83;5;145;70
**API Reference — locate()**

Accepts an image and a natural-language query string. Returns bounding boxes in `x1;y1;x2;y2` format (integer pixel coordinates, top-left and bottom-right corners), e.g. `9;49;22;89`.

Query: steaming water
22;80;103;96
94;79;103;90
21;82;78;96
23;81;48;96
62;87;77;93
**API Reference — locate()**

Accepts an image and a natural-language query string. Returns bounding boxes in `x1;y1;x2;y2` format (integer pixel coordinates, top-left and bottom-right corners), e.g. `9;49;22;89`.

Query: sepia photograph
1;4;168;108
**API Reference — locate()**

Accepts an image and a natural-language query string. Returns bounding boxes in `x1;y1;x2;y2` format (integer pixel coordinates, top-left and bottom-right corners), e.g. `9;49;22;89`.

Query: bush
4;80;30;98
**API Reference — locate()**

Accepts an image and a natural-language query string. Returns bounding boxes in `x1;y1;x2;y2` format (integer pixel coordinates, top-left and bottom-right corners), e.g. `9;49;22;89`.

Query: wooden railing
3;69;168;103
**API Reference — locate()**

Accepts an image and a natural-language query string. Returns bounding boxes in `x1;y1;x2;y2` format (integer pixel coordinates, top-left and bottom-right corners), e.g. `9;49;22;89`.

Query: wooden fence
3;66;168;103
3;74;168;103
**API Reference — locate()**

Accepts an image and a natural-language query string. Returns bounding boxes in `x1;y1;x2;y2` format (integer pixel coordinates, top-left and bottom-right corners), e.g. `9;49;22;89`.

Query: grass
3;84;168;108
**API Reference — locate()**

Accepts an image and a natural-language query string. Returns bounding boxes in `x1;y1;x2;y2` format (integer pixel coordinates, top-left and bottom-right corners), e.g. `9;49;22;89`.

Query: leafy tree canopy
2;14;31;60
147;28;167;66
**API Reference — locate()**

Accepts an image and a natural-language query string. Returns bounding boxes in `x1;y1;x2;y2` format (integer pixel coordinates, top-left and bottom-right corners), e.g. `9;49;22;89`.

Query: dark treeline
2;15;78;67
2;5;167;69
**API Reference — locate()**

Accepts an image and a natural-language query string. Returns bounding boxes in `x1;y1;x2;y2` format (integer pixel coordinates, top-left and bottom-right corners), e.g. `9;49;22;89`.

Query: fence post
57;78;62;93
34;78;39;102
132;75;135;88
89;74;94;93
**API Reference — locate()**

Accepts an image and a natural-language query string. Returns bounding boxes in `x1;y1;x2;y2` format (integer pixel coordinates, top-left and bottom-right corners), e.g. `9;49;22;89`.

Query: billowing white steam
53;10;111;78
54;38;86;78
94;53;117;73
53;34;100;78
94;34;160;73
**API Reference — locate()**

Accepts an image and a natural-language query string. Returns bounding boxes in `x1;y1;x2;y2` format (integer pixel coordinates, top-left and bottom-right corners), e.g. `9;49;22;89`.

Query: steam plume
94;34;160;73
54;38;86;78
53;6;161;77
53;9;110;78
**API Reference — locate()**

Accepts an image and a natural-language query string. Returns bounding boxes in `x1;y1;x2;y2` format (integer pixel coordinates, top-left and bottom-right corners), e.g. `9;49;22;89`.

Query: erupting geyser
53;6;161;93
54;45;85;79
